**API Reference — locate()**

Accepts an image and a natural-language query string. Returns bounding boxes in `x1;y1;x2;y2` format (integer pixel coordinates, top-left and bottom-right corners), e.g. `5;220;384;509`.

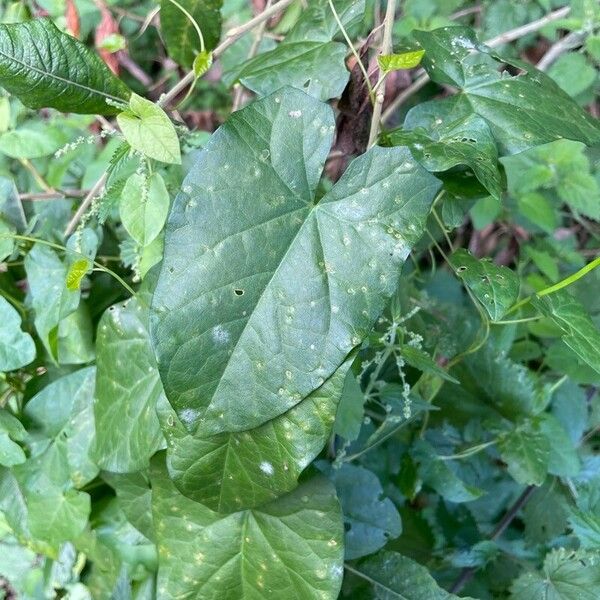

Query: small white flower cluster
105;98;128;111
55;129;115;159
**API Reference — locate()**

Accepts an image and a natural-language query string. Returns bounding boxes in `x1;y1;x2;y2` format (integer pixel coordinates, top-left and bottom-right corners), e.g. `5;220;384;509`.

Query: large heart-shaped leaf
160;357;352;513
410;27;600;154
150;87;441;436
152;456;344;600
92;295;164;473
0;18;131;115
238;0;364;101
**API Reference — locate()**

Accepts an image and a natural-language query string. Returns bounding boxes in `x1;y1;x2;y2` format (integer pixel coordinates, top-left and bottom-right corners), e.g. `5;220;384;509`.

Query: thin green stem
492;316;542;325
438;440;496;461
327;0;373;97
507;256;600;315
162;0;205;52
3;234;136;297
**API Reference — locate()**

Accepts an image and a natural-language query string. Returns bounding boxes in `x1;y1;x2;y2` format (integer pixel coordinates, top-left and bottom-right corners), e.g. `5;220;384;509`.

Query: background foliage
0;0;599;598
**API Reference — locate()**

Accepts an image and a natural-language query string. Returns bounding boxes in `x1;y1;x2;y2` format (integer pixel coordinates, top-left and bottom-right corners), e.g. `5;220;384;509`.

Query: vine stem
367;0;396;148
158;0;296;108
507;256;600;315
5;233;135;296
449;485;536;594
381;5;572;124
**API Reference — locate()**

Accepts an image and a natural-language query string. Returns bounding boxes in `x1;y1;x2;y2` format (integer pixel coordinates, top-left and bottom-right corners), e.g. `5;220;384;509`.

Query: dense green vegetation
0;0;599;598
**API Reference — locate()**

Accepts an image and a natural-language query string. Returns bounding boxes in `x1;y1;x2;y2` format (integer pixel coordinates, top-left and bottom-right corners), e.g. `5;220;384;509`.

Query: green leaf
517;192;558;234
449;345;549;419
539;414;580;478
498;417;549;486
24;244;80;361
120;172;170;247
151;456;344;599
0;410;26;467
0;296;35;372
450;249;519;321
238;0;365;101
378;50;425;72
24;367;98;488
160;0;222;68
150;87;441;437
412;440;484;503
103;472;154;541
547;52;597;97
532;290;600;377
333;370;365;442
355;550;478;599
0;18;131;114
160;358;352;513
386;114;502;199
66;259;91;291
93;295;164;473
400;346;459;383
501;139;600;221
568;480;600;549
117;93;181;165
510;548;600;600
0;217;14;261
411;27;600;154
27;490;90;548
0;122;72;159
327;464;401;559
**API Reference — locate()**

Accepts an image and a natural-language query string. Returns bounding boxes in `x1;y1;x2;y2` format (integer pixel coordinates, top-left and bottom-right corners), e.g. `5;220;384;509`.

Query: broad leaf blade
450;248;520;321
161;357;352;512
411;27;600;154
152;456;344;599
0;296;35;371
327;464;401;559
238;0;365;101
120;172;170;246
93;296;164;473
510;548;600;600
160;0;222;68
532;290;600;376
150;87;441;436
356;550;477;599
498;418;549;486
385;114;502;199
117;93;181;164
0;18;131;114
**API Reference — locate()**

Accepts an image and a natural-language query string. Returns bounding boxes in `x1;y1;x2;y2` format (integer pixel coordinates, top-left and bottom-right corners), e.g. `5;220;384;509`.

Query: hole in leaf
303;79;310;88
234;288;245;296
457;266;467;272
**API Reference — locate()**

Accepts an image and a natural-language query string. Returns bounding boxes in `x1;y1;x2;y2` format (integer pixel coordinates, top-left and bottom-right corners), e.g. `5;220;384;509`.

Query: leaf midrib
0;43;125;105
